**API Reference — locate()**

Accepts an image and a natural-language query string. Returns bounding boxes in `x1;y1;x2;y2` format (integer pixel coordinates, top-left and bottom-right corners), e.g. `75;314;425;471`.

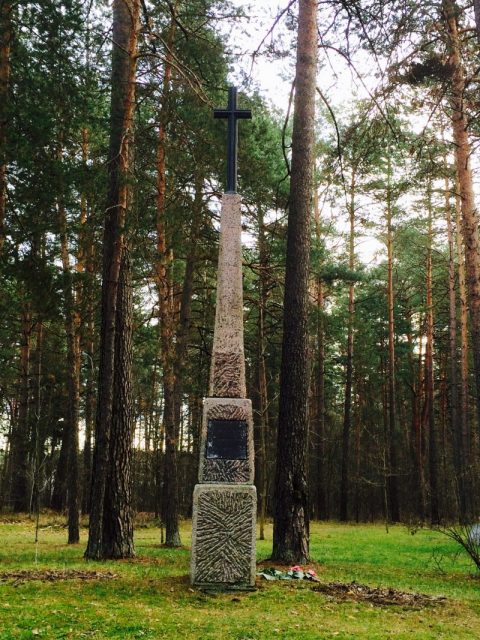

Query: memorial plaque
206;419;247;460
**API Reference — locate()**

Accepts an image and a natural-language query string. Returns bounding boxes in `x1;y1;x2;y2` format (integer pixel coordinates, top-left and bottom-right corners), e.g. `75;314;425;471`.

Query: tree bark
0;0;12;254
85;0;139;560
58;191;80;544
103;250;135;558
444;0;480;441
272;0;316;563
257;208;270;539
454;182;470;468
444;173;465;519
172;171;204;436
416;321;427;521
81;129;95;515
425;183;439;524
386;157;399;523
155;6;181;547
340;173;355;522
474;0;480;43
313;188;327;520
30;319;44;516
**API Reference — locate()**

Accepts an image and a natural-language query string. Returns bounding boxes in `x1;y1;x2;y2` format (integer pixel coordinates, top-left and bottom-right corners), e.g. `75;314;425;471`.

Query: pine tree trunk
103;250;135;558
156;7;180;548
426;184;439;524
316;280;327;520
454;180;472;514
406;311;420;517
416;325;427;521
85;0;139;560
474;0;480;42
81;129;95;515
58;186;80;544
30;320;44;516
444;0;480;441
386;160;400;523
340;174;355;522
0;0;12;254
272;0;317;563
257;208;270;539
172;171;204;433
444;174;465;518
313;189;327;520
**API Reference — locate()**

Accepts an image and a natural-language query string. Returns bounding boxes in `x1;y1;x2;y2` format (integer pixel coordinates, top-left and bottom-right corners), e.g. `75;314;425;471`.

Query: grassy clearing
0;516;479;639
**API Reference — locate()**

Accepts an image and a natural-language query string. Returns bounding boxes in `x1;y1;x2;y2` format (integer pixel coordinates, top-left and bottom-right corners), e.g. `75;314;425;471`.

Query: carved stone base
191;484;257;588
199;397;254;484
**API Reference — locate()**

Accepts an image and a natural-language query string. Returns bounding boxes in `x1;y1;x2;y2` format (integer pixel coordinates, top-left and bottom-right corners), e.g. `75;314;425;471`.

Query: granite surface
191;484;257;587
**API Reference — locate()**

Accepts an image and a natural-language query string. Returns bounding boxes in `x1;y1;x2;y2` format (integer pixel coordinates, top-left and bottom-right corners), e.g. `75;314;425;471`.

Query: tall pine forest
1;0;480;545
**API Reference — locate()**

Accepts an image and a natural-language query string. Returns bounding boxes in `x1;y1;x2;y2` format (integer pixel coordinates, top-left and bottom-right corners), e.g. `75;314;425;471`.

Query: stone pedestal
191;193;257;590
191;484;256;588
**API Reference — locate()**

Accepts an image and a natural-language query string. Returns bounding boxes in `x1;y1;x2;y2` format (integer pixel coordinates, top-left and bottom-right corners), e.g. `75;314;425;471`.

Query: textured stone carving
207;403;247;422
211;352;243;397
208;194;247;399
191;485;256;586
203;459;250;483
199;398;254;484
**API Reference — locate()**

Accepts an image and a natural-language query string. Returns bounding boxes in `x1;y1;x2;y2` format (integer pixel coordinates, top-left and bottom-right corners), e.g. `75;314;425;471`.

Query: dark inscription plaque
206;419;247;460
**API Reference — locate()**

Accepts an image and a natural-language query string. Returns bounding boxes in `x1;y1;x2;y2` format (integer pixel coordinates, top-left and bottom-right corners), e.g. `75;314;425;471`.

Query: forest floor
0;514;479;639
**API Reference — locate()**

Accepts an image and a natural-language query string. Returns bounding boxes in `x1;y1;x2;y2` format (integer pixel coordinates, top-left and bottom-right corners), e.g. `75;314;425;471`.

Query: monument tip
213;86;252;193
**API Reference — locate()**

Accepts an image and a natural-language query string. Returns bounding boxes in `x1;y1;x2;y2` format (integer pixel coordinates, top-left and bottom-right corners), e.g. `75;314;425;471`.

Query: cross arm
213;108;252;119
236;109;252;119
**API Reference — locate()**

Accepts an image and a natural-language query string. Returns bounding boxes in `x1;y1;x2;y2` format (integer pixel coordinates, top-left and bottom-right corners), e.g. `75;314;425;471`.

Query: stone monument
190;87;256;590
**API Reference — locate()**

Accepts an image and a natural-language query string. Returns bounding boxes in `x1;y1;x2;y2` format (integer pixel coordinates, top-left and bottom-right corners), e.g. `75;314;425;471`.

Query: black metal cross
213;86;252;193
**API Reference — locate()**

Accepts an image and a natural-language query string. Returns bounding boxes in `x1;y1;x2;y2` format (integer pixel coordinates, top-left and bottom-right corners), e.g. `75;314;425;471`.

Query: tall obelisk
190;87;256;589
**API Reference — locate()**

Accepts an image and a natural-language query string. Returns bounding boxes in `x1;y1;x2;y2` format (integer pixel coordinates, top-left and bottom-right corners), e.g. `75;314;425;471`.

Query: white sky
225;1;480;268
225;0;386;263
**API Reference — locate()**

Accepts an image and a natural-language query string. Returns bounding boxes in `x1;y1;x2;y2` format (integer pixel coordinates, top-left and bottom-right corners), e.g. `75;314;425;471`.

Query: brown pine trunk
30;320;44;516
380;340;389;524
156;7;180;547
340;173;355;522
316;277;327;520
313;188;327;520
172;171;204;437
425;184;439;524
81;129;95;515
416;324;427;521
103;249;135;558
454;183;470;466
444;173;465;518
0;0;12;254
386;159;400;523
85;0;139;560
58;185;80;544
353;378;363;523
444;0;480;441
474;0;480;42
257;208;270;539
406;311;420;517
272;0;317;563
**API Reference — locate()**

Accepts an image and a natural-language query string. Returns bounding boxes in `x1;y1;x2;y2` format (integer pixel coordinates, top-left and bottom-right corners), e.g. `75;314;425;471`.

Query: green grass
0;516;479;639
